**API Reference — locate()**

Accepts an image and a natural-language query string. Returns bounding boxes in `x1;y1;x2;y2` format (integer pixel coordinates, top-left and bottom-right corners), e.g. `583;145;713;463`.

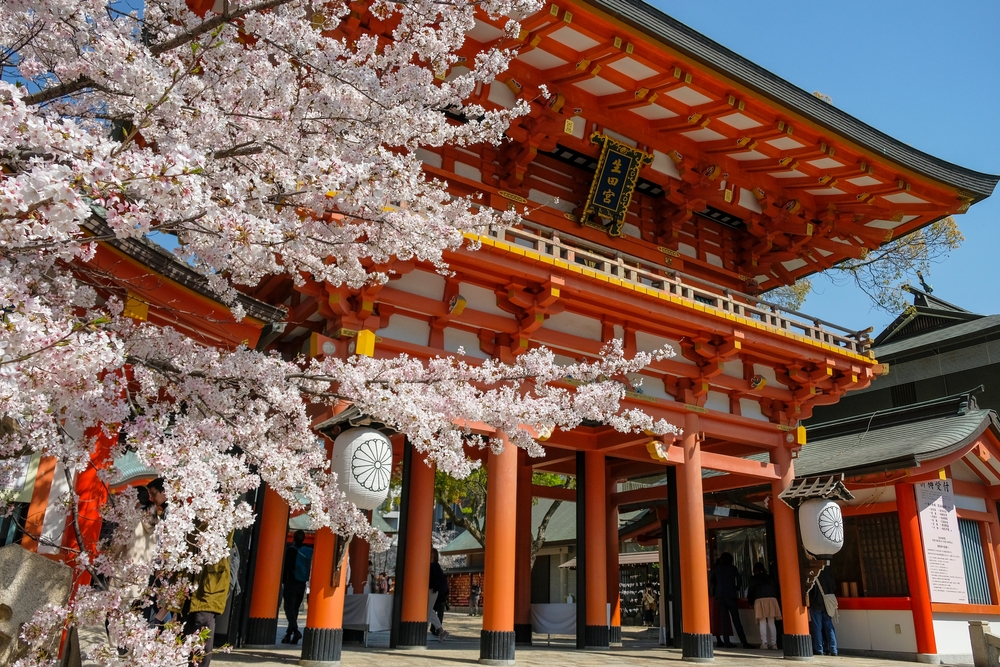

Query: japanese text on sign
914;479;968;604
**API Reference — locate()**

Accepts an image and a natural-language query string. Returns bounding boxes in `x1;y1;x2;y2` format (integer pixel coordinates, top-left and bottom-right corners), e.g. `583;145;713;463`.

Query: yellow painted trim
465;232;874;364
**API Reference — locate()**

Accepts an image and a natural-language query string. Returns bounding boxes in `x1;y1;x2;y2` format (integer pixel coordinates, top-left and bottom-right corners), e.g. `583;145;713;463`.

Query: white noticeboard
0;453;41;503
915;479;968;604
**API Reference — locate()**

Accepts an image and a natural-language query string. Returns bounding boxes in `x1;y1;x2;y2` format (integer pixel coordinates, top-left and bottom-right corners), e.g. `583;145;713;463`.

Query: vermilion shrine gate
18;0;997;664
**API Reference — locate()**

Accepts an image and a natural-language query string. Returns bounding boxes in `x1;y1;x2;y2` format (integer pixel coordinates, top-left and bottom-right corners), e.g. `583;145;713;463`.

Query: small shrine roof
83;214;286;326
872;286;999;357
798;389;998;477
440;497;578;554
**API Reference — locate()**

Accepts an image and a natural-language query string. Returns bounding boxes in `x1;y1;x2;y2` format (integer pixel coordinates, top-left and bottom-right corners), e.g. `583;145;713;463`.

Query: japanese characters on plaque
579;133;653;238
914;479;968;604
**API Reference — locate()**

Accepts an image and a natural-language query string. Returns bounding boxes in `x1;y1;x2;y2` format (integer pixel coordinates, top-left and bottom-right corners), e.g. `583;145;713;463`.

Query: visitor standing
808;567;838;656
747;562;781;650
281;530;311;645
376;572;388;594
709;552;751;649
428;548;450;641
642;585;658;627
180;527;233;667
468;577;482;616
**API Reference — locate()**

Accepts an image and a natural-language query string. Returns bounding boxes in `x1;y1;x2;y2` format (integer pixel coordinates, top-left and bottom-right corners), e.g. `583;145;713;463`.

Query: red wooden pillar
62;424;117;583
301;526;349;664
896;482;938;657
397;451;435;648
21;455;58;553
245;485;290;646
348;513;372;593
606;472;622;646
480;433;517;665
514;449;533;645
583;450;609;649
770;444;811;658
675;413;712;661
983;499;1000;604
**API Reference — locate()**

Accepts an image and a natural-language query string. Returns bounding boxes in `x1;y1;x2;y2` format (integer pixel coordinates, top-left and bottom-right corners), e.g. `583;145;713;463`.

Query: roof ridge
808;387;983;440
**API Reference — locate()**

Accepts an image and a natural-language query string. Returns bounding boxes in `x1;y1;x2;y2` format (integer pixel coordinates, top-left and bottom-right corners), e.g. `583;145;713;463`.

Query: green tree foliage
434;466;573;566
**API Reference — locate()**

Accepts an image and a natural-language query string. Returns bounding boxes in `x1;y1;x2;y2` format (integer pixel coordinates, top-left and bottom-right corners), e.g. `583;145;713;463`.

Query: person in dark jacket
428;548;450;640
708;552;750;648
808;567;837;656
747;562;781;650
281;530;310;645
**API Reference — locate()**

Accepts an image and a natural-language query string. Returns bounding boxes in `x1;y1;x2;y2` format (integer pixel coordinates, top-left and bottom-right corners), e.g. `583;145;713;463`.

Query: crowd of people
709;551;838;656
110;484;838;662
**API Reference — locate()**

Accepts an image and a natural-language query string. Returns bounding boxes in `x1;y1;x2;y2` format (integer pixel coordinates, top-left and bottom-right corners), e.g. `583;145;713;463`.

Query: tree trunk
530;499;562;569
441;501;486;551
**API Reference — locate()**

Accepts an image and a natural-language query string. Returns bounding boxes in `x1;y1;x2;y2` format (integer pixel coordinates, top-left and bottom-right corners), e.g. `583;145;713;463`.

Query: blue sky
649;0;1000;335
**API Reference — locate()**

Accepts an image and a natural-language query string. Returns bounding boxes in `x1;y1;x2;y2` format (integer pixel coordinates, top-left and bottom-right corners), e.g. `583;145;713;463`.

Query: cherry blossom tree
0;0;678;663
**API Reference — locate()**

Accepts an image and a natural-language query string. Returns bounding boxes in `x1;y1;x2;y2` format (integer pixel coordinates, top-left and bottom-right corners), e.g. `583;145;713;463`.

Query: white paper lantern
332;427;393;511
798;498;845;558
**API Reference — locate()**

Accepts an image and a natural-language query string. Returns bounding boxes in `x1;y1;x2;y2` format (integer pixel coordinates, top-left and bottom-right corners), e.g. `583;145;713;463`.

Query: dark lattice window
831;513;909;597
890;382;917;407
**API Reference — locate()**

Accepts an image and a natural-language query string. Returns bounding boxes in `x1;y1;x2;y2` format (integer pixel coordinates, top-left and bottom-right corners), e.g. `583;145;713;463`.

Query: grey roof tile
799;390;998;477
875;314;1000;358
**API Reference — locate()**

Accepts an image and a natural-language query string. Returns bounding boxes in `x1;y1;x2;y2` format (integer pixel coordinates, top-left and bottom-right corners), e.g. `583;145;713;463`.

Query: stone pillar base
584;624;610;649
243;616;278;648
480;630;516;665
395;621;427;649
514;623;532;645
299;628;342;666
682;632;714;662
783;633;813;660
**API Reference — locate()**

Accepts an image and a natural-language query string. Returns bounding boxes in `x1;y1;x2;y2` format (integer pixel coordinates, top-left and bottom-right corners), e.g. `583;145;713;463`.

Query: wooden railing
487;223;871;356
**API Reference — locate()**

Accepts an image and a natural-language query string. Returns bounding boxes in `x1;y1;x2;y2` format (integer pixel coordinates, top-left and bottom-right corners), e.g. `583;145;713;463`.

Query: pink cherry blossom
0;1;679;664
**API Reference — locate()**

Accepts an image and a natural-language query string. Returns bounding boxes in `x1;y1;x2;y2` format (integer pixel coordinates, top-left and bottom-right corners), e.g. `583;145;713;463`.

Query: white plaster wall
415;148;442;168
635;332;690;365
460;283;508;317
955;494;988;512
705;391;730;413
378;314;430;347
740;399;768;421
391;269;445;301
722;359;743;379
834;609;872;651
868;610;919;653
844;486;896;505
832;609;917;653
933;613;1000;658
633;375;668;399
951;460;983;483
38;461;69;555
442;327;488;359
454;161;482;183
542;311;603;342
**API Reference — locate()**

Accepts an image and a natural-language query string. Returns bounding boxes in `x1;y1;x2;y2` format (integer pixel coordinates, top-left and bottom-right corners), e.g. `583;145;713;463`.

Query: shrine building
6;0;998;665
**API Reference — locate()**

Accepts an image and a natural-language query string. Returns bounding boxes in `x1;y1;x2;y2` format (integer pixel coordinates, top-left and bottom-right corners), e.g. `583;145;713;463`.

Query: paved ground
213;614;971;667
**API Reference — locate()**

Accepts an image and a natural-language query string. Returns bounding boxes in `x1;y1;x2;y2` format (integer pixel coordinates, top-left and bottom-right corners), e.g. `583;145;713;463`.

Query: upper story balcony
472;221;872;361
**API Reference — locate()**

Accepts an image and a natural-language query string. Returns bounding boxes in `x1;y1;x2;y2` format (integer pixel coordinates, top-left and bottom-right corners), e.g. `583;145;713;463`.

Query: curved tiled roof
588;0;999;199
798;391;997;477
